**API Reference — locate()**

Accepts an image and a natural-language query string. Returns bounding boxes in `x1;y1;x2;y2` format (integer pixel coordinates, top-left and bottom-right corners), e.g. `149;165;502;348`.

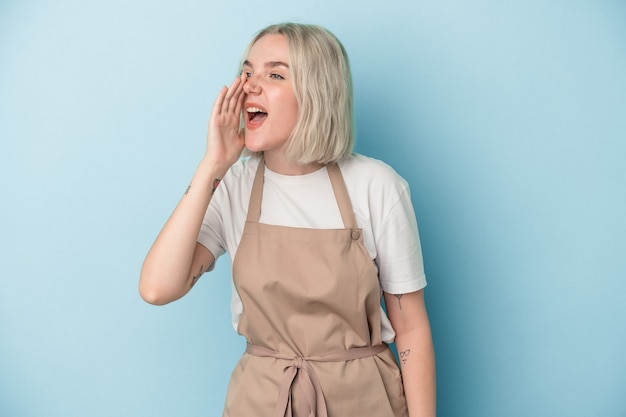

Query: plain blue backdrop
1;1;625;416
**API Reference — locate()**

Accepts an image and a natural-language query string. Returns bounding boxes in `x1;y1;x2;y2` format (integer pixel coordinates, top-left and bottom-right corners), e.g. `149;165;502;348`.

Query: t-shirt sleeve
375;185;427;294
195;156;258;269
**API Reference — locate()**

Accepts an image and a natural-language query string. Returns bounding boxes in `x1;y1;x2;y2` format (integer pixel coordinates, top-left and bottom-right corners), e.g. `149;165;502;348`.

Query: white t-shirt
198;153;426;342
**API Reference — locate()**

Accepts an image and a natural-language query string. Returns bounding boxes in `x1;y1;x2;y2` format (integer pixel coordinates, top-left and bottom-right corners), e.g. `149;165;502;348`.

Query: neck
263;151;324;175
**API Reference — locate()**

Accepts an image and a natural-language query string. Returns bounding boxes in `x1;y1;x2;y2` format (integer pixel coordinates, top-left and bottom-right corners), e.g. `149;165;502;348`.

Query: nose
243;75;260;94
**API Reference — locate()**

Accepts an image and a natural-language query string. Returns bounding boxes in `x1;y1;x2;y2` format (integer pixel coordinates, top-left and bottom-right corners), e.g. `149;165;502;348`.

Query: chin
244;141;263;153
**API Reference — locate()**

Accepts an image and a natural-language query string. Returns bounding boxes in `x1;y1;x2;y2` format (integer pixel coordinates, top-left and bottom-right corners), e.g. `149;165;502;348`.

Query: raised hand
204;73;247;170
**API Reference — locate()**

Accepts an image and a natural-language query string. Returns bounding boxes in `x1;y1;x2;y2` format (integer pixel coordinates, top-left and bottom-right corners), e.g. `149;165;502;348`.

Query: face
242;34;299;155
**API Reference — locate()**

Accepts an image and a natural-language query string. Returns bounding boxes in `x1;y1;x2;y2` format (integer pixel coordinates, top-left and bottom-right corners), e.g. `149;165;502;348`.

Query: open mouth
246;106;268;123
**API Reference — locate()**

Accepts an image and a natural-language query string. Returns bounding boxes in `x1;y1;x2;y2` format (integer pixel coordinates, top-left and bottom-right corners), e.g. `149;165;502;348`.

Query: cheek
289;106;299;127
287;99;299;127
271;90;299;131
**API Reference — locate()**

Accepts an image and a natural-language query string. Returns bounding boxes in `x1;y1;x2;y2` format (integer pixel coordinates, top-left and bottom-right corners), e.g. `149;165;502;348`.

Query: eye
270;73;285;80
244;71;252;78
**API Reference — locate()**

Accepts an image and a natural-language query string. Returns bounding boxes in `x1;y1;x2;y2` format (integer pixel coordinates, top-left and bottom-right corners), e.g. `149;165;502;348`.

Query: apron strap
246;157;359;231
246;156;266;223
246;343;388;417
326;163;359;230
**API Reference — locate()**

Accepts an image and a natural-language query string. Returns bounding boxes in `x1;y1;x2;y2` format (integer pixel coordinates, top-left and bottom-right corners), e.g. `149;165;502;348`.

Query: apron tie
246;343;388;417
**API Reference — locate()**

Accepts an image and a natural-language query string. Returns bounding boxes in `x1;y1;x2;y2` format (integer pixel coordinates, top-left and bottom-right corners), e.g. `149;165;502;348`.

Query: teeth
246;107;265;113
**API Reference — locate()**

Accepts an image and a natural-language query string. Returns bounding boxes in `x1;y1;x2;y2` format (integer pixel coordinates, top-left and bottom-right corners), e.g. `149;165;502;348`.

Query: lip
245;102;267;113
245;102;268;130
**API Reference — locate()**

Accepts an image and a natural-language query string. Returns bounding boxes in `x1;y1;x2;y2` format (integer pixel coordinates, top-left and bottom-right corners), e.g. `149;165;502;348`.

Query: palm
206;75;246;167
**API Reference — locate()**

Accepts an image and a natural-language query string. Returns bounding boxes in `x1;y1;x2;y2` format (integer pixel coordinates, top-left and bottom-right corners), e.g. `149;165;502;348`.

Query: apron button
351;230;361;240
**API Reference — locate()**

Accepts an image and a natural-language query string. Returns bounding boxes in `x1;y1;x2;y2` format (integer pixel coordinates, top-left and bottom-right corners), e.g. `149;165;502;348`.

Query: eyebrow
242;60;289;69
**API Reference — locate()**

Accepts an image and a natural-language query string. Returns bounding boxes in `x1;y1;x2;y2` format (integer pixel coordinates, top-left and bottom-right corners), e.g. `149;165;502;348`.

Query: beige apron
223;158;408;417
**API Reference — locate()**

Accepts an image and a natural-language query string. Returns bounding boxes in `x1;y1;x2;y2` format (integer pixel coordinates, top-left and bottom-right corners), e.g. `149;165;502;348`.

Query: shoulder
338;153;409;195
210;155;262;210
223;155;262;184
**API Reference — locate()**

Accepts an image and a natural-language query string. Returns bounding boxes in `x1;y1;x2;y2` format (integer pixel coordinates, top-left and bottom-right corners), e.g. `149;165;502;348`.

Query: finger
228;76;246;114
226;74;246;114
233;81;246;116
220;76;242;114
211;86;228;120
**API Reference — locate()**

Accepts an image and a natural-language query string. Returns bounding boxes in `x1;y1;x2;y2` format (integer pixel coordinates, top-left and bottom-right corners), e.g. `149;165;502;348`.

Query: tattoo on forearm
211;179;221;195
395;294;404;310
186;179;220;196
399;349;411;366
190;264;204;288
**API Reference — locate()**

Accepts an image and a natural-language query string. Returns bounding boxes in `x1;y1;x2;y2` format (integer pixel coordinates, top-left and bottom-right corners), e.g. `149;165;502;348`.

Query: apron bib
223;158;408;417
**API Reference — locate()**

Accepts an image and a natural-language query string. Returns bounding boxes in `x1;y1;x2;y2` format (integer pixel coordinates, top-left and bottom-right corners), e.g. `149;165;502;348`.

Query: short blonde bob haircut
241;23;354;165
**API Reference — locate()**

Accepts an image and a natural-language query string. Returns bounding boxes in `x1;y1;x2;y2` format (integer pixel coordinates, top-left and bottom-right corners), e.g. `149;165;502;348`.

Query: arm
139;75;247;305
384;290;436;417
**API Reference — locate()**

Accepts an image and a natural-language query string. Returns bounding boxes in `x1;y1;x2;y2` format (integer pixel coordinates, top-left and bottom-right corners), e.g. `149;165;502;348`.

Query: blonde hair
241;23;354;165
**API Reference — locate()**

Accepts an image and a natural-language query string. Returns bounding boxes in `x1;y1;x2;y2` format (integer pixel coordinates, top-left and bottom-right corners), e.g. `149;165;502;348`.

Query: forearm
139;75;246;305
384;291;436;417
396;327;436;417
139;160;226;304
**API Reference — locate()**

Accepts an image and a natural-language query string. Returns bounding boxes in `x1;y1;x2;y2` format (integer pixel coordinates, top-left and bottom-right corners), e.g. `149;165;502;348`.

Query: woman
140;23;436;417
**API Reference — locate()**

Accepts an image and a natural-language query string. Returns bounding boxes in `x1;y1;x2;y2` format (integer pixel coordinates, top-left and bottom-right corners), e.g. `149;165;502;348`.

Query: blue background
1;1;625;416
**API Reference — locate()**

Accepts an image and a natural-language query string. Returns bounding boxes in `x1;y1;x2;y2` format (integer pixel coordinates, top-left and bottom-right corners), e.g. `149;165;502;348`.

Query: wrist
186;160;229;196
196;158;230;181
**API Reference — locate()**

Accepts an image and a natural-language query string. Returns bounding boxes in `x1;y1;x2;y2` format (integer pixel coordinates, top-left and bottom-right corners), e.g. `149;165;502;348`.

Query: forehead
244;34;290;66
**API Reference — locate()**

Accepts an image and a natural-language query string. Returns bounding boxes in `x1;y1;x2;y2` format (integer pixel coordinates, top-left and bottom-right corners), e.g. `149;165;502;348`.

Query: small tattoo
395;294;404;310
211;179;221;195
190;265;204;288
399;349;411;366
184;184;191;195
